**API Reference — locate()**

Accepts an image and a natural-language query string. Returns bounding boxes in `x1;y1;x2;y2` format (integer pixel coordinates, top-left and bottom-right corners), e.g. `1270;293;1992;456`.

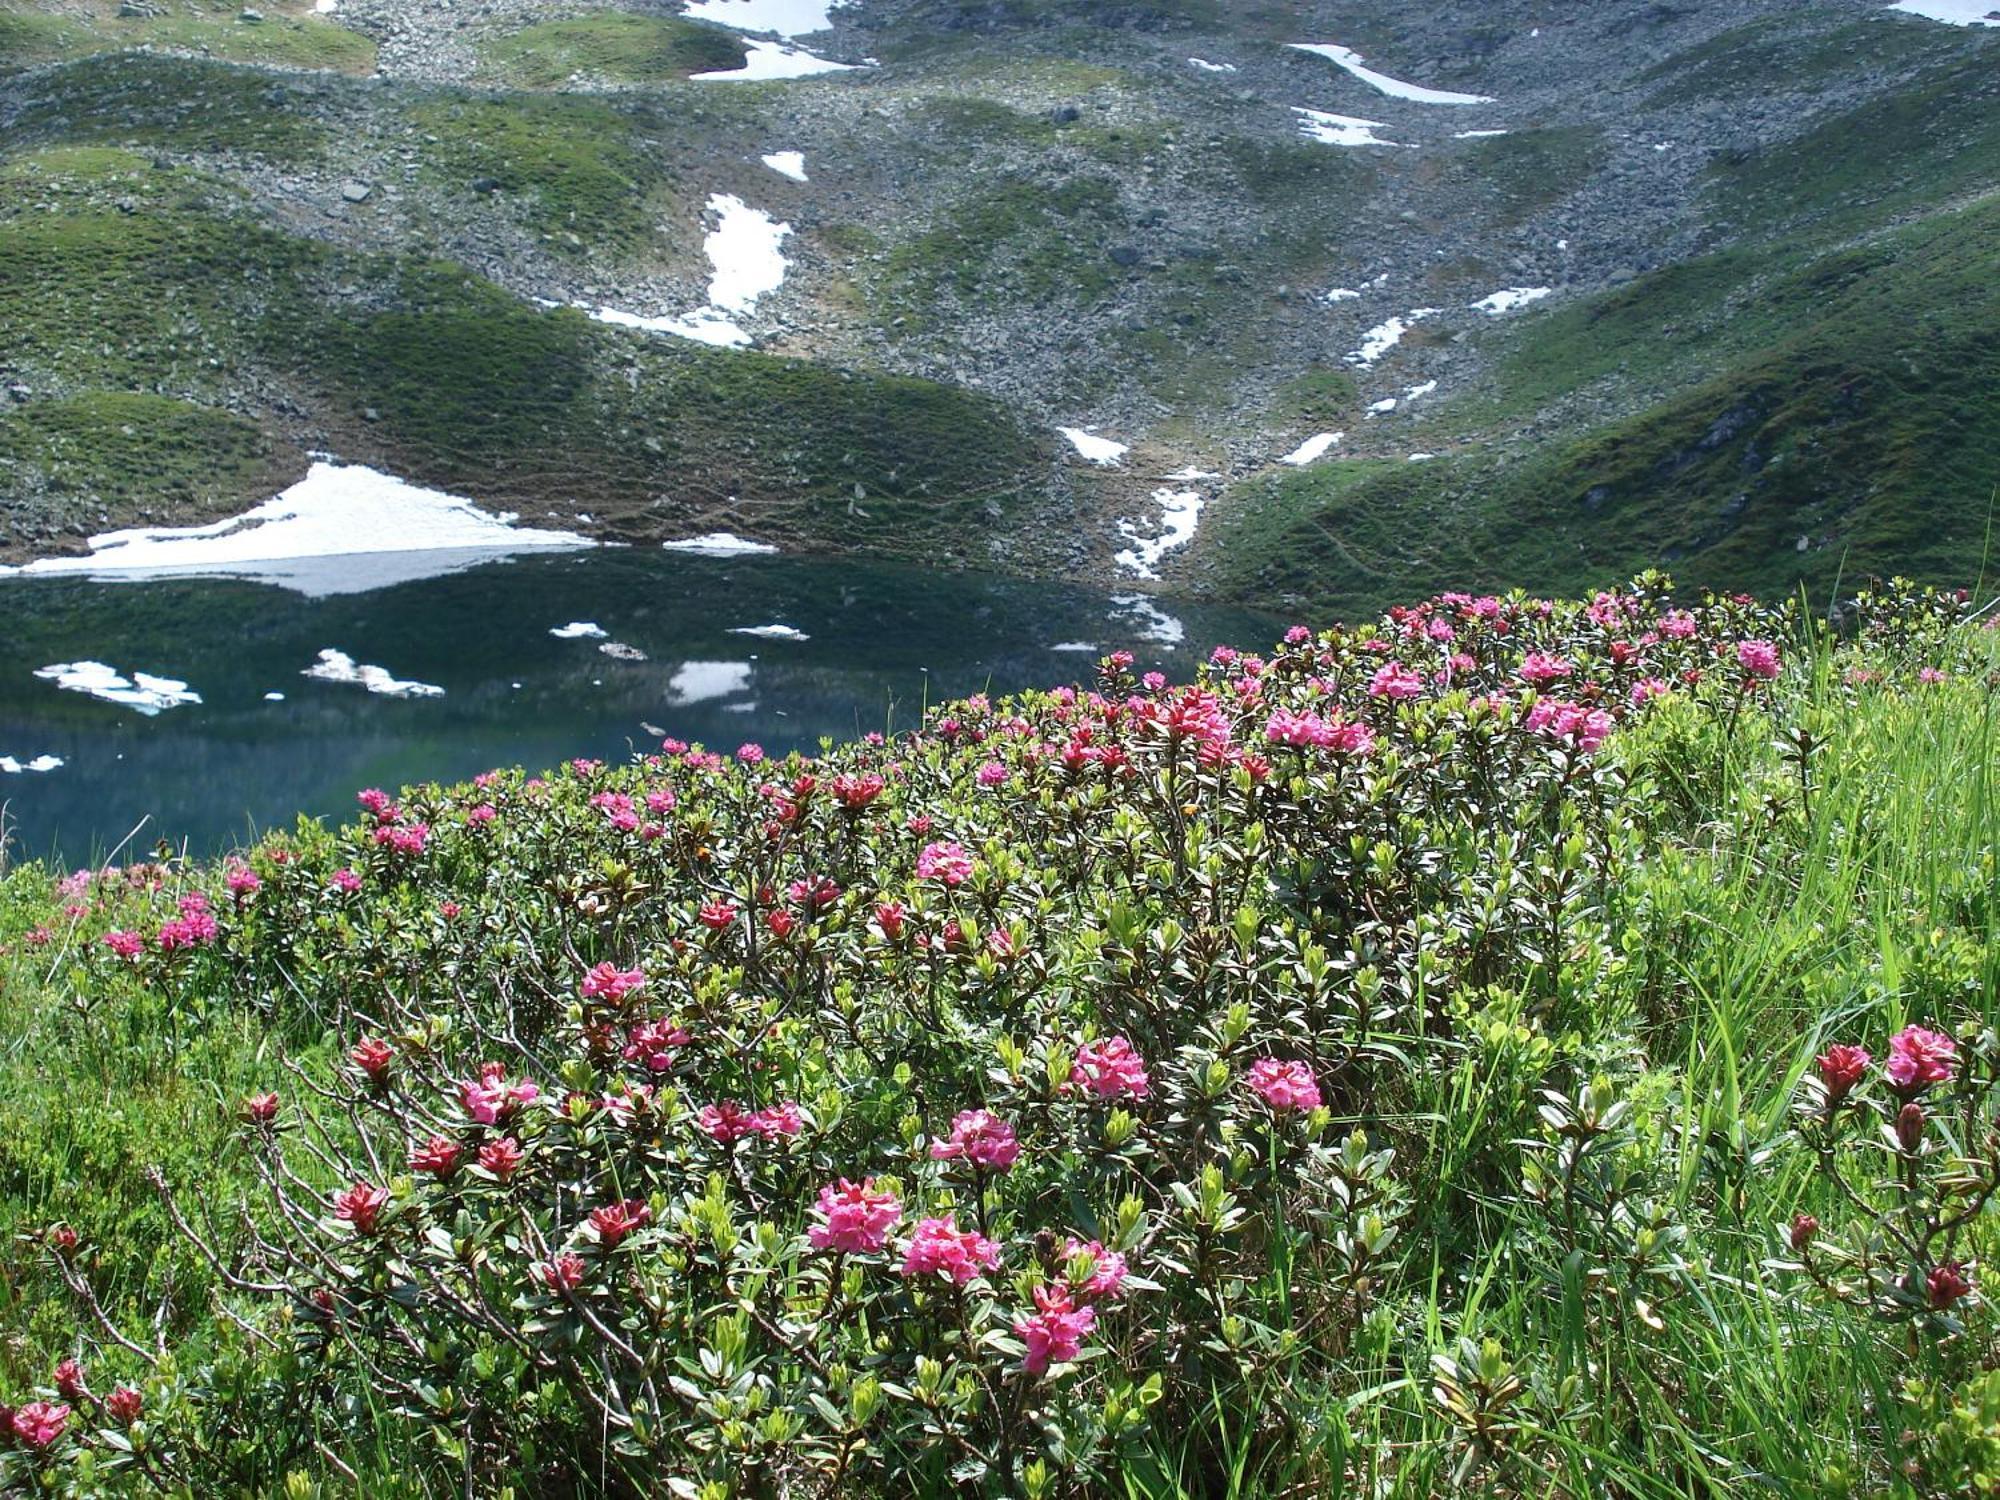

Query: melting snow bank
1114;487;1203;579
1109;595;1186;647
1288;43;1495;104
692;39;862;80
761;150;808;181
681;0;846;37
1188;57;1236;72
551;622;609;640
35;663;201;716
1325;287;1362;303
1058;427;1128;465
303;650;443;699
1472;286;1552;315
588;193;791;350
1888;1;2000;22
662;532;779;556
636;195;787;343
1294;108;1403;148
1347;309;1439;366
729;624;812;641
1;462;592;596
0;755;64;774
1281;432;1342;466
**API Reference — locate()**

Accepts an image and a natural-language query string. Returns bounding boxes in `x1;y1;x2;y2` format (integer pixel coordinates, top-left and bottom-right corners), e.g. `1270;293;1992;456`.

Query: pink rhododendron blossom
929;1109;1021;1171
1816;1045;1870;1103
350;1036;394;1086
1014;1285;1096;1375
102;929;143;960
244;1091;281;1124
409;1136;463;1178
333;1183;389;1235
537;1253;586;1291
1063;1237;1129;1299
1369;661;1424;700
589;1199;651;1247
1927;1261;1973;1310
1736;639;1781;680
478;1138;524;1180
459;1062;540;1125
697;899;739;930
1886;1025;1957;1093
581;962;646;1005
1070;1037;1151;1099
1517;652;1573;686
808;1178;902;1254
915;841;975;886
10;1401;70;1449
105;1387;143;1426
900;1215;1001;1285
1247;1058;1322;1112
622;1019;689;1073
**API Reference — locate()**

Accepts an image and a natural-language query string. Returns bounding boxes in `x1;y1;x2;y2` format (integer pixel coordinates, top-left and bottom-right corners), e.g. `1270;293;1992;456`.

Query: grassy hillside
1;581;1996;1496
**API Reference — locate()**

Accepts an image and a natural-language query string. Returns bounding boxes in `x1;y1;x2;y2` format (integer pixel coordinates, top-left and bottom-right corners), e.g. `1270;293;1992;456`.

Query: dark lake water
0;549;1282;866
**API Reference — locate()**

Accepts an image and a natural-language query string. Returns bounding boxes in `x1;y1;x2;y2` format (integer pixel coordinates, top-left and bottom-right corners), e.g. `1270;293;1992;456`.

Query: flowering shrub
7;576;1998;1496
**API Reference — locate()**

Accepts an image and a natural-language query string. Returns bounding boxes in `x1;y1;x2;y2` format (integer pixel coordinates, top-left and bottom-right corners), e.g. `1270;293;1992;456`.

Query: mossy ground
0;0;374;76
474;13;746;88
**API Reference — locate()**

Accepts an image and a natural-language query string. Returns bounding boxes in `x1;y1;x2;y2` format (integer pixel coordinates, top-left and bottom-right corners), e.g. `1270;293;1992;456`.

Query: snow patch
1346;309;1438;366
662;531;779;556
1471;286;1551;315
264;692;286;701
1058;427;1128;465
1294;107;1403;148
4;462;591;597
692;38;862;80
1164;466;1221;481
314;0;336;11
1188;57;1237;72
1404;379;1438;400
761;150;808;181
1280;432;1342;466
668;661;753;705
586;193;791;349
1114;487;1204;579
681;0;845;37
551;622;610;640
729;624;812;641
0;755;63;774
35;662;201;716
1366;397;1398;417
1288;43;1495;104
1407;452;1437;462
1454;128;1509;138
303;650;443;699
1050;641;1099;653
1110;595;1186;647
1888;0;2000;23
1324;287;1362;302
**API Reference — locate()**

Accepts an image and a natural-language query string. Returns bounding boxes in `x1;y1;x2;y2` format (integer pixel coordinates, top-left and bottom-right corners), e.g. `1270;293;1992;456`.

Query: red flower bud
1896;1101;1926;1153
1927;1260;1972;1310
1789;1214;1818;1251
105;1387;143;1425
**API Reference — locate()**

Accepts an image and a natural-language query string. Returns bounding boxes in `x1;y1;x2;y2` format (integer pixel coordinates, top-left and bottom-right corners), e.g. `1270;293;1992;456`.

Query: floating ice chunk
762;150;808;181
729;624;812;641
1471;286;1551;315
1114;488;1204;579
1405;379;1438;400
1294;107;1403;148
551;621;610;640
1188;57;1237;72
1324;287;1363;302
1288;43;1495;104
662;532;779;555
1366;397;1398;417
1051;641;1100;653
681;0;845;37
1454;128;1509;139
1058;427;1129;465
1888;0;2000;22
8;463;592;596
1346;309;1438;366
1280;432;1343;466
668;660;753;705
302;650;443;699
692;38;862;80
1110;594;1186;646
0;755;63;774
36;662;202;716
264;692;286;701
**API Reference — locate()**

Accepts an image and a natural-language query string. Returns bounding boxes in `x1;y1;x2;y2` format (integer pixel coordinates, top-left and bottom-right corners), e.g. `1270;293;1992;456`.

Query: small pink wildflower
1886;1025;1957;1093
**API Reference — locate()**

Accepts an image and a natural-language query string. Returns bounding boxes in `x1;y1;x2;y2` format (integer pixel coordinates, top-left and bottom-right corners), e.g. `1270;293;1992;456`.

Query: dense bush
2;576;1996;1497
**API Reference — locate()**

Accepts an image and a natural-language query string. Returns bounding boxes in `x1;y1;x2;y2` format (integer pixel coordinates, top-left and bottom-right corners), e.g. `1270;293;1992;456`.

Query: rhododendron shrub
13;576;2000;1496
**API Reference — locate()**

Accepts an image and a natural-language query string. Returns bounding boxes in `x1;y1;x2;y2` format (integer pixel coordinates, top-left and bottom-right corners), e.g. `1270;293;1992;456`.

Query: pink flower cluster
808;1178;902;1254
698;1099;804;1143
1014;1285;1096;1375
1246;1059;1322;1112
459;1062;541;1125
1070;1036;1151;1099
900;1215;1001;1285
929;1109;1021;1171
915;840;975;886
580;962;647;1005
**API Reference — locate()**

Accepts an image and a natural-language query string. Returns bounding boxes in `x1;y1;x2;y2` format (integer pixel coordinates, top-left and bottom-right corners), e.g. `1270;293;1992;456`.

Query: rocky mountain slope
1;0;1995;609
